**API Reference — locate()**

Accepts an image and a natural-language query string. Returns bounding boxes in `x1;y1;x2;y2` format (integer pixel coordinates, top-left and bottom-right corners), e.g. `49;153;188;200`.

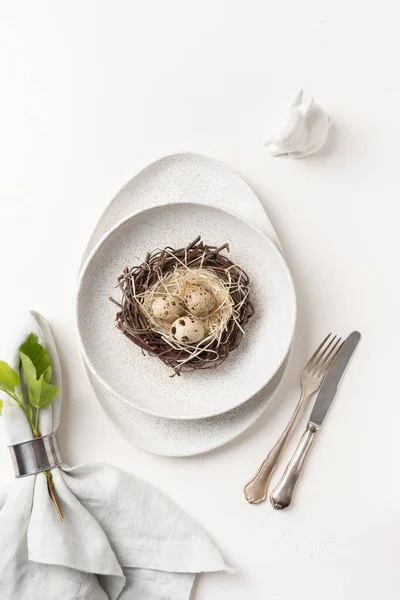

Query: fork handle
244;433;290;504
270;424;317;510
244;391;308;504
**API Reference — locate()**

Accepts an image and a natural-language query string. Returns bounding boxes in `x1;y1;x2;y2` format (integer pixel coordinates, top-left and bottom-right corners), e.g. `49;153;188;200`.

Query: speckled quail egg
183;283;216;317
171;316;206;345
152;295;185;322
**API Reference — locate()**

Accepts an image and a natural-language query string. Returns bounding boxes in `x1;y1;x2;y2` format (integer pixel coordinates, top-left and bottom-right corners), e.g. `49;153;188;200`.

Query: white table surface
0;2;399;599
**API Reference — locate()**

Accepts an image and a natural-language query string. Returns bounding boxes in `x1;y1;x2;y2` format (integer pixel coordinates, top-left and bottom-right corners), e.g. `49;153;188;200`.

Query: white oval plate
76;201;296;420
83;350;291;457
77;152;293;455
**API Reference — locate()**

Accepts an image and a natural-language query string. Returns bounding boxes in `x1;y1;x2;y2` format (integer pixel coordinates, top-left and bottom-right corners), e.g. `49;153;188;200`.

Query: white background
1;2;399;599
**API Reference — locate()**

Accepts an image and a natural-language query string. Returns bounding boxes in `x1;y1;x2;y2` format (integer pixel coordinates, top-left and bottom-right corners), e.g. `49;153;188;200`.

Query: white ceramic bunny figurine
265;90;330;158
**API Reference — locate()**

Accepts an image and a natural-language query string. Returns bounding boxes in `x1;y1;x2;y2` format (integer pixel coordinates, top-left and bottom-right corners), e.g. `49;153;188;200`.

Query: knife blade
309;330;361;428
270;330;361;510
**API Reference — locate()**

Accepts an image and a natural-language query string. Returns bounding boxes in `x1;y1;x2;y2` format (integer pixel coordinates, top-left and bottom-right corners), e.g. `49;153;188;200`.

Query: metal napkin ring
8;433;63;478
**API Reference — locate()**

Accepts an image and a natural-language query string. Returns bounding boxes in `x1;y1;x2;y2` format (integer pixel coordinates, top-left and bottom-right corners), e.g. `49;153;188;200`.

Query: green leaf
43;365;52;384
27;376;41;406
37;376;59;409
0;380;15;395
19;348;59;410
25;332;36;345
20;352;41;405
19;333;51;379
20;352;37;384
28;374;59;409
0;361;19;389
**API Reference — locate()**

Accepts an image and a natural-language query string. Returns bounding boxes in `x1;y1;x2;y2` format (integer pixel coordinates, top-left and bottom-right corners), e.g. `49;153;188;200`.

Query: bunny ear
298;97;313;117
289;89;303;107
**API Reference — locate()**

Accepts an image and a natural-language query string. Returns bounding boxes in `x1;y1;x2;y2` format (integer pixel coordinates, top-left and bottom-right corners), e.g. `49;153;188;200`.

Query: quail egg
171;316;206;345
183;283;216;317
152;295;185;322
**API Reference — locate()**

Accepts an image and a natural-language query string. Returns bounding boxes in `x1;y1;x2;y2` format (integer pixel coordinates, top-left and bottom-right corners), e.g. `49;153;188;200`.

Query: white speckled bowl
76;202;296;420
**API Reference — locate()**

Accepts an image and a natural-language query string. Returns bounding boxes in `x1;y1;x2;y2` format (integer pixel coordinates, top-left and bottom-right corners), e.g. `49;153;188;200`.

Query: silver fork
244;333;344;504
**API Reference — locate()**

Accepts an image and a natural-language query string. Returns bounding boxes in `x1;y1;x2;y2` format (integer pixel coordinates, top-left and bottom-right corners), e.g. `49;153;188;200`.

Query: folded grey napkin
0;312;232;600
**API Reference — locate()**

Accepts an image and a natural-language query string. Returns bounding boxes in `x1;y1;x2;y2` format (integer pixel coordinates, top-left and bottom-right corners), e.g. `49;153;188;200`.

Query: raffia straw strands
110;236;254;375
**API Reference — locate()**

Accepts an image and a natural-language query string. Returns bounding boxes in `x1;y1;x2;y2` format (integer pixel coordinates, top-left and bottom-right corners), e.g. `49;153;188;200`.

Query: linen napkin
0;311;232;600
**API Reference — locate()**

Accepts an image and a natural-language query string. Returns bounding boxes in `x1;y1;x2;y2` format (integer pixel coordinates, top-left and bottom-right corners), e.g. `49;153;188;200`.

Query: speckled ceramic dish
83;350;291;456
76;152;294;455
76;201;296;420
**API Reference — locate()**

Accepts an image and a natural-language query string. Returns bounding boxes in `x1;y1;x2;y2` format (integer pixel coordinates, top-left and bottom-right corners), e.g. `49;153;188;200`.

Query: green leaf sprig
0;332;59;435
0;332;63;520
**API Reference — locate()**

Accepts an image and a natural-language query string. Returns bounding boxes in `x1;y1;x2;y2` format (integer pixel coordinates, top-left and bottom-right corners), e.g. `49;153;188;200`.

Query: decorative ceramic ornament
265;90;330;158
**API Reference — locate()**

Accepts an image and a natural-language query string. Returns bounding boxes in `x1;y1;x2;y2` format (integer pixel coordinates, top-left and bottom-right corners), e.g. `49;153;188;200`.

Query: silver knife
270;330;361;510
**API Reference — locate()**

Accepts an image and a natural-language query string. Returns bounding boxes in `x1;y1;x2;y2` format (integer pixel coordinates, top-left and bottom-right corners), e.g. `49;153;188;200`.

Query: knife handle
270;424;317;510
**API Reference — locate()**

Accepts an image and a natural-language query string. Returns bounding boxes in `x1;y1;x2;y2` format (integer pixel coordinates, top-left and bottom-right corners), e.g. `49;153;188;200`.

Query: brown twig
33;430;64;521
47;476;64;521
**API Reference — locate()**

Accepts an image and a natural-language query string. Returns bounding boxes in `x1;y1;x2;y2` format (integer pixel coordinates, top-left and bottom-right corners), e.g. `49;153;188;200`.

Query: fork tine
307;333;338;373
305;333;331;372
309;334;339;374
316;338;344;376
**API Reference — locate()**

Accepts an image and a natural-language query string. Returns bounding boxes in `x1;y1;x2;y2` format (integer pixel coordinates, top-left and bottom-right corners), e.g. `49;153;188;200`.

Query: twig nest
171;316;206;345
183;283;216;317
152;295;185;322
112;236;254;375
